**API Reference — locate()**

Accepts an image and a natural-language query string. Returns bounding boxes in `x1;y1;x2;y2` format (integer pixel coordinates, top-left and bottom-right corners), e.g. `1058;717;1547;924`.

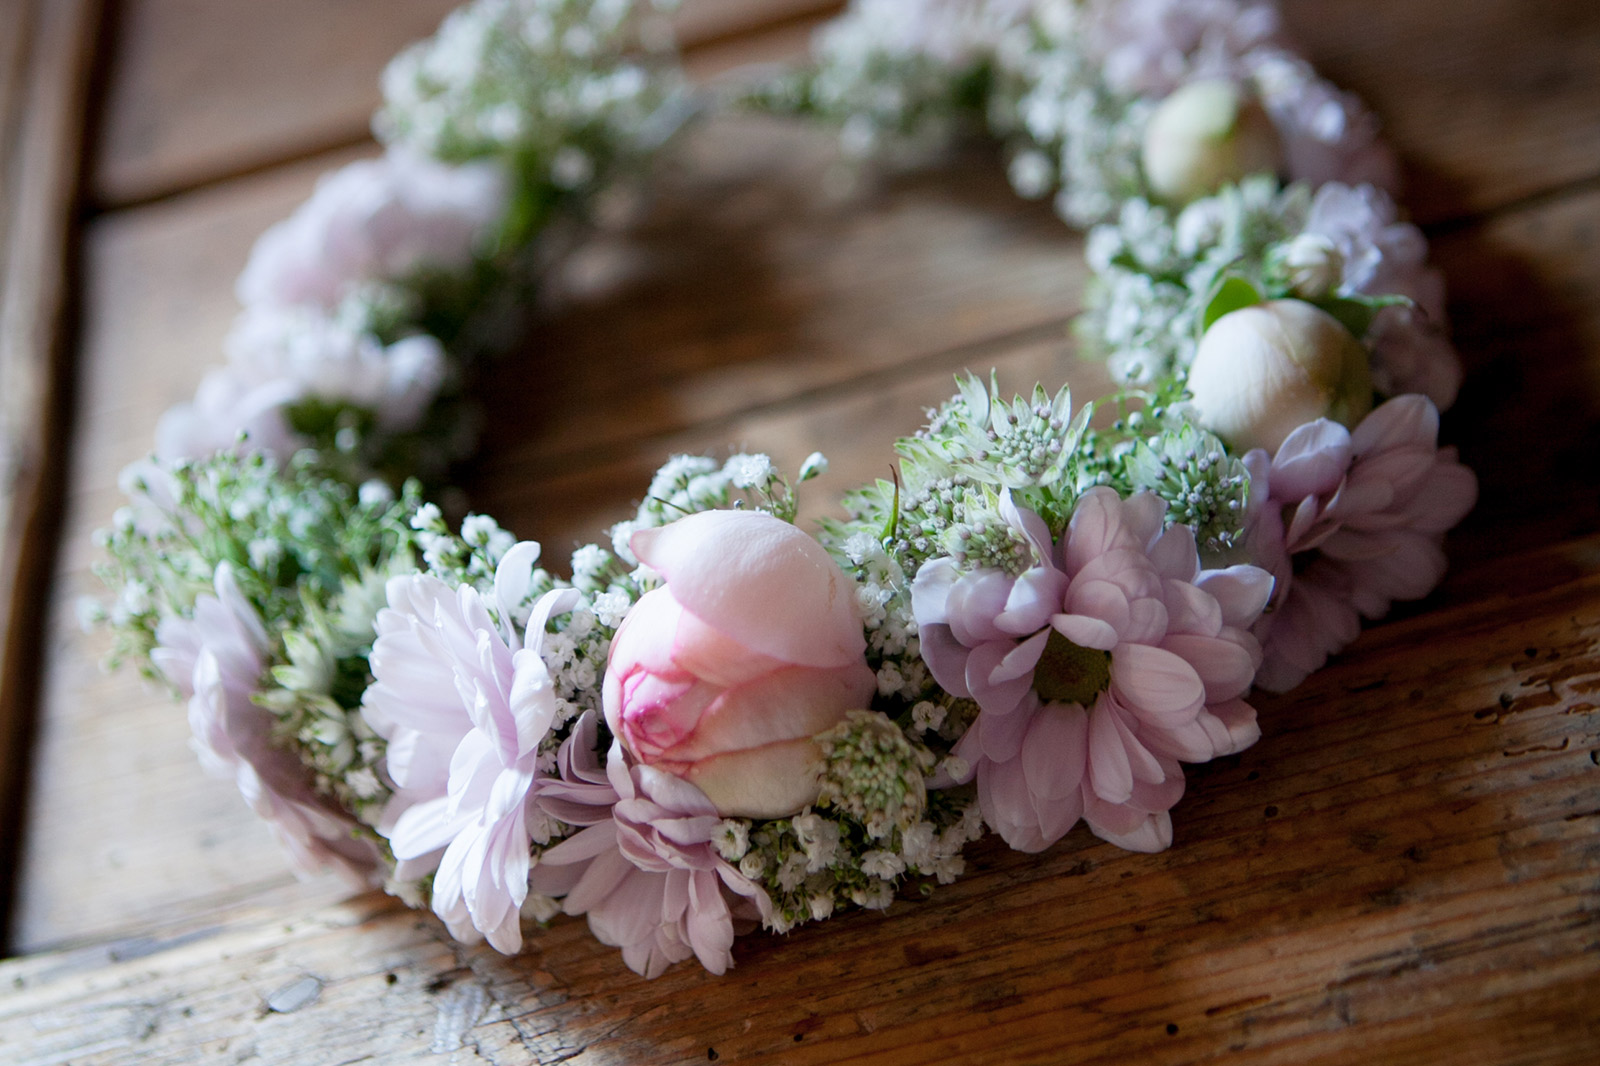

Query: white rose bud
1186;299;1373;454
1141;79;1282;205
1272;233;1345;299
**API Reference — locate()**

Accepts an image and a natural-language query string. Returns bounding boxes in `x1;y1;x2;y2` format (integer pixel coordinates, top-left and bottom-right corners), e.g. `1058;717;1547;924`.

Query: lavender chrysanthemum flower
530;712;773;979
226;307;447;434
1084;0;1284;96
362;542;577;953
152;563;379;884
1083;0;1398;196
1243;395;1478;692
153;365;300;463
914;488;1272;853
236;146;506;313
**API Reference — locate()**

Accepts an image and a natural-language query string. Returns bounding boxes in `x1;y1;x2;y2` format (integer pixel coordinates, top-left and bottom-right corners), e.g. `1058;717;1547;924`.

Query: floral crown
93;0;1476;980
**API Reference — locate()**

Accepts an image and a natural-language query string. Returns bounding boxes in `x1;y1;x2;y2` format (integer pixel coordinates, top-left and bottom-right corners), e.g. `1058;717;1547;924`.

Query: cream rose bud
1271;233;1345;299
1187;299;1374;454
603;510;877;819
1141;79;1282;205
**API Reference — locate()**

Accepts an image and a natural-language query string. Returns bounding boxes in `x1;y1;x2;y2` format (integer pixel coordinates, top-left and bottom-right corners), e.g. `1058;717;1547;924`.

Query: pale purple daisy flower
1082;0;1398;197
914;488;1272;854
362;542;578;953
236;146;507;313
1244;396;1478;692
530;712;773;979
1249;52;1400;194
1084;0;1284;96
1303;182;1461;409
152;563;379;884
226;307;447;434
153;365;300;463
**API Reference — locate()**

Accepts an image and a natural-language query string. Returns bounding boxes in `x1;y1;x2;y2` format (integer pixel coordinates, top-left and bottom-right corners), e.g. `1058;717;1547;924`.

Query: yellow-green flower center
1033;629;1112;706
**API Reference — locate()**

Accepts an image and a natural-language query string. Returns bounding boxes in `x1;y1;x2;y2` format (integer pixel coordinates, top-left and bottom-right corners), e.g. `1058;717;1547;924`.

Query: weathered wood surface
4;0;1600;1062
0;0;101;948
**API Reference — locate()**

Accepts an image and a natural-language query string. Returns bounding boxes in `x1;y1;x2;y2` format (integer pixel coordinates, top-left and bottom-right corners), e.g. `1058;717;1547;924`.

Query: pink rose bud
603;510;877;819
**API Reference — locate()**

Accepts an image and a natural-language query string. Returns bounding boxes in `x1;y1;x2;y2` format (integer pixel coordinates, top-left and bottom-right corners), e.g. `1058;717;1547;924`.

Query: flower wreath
93;0;1477;980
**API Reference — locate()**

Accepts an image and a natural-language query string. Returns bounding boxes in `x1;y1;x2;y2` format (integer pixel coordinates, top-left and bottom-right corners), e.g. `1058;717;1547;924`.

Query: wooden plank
4;544;1597;1064
90;0;842;208
1425;186;1600;579
0;0;102;951
1283;0;1600;224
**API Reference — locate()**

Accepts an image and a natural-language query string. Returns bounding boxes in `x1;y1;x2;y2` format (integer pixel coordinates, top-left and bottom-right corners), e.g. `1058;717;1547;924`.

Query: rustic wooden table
2;1;1598;1063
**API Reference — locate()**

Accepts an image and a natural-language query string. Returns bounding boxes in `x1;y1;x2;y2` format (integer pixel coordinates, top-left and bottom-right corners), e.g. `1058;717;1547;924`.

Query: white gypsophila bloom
860;850;906;879
377;0;679;174
850;880;896;910
590;588;631;628
224;306;447;434
725;452;775;489
714;820;750;861
520;892;562;924
237;147;507;313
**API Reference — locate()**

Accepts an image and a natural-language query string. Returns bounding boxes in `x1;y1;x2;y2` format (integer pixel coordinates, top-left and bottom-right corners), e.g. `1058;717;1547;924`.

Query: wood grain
0;0;101;951
1283;0;1600;225
4;542;1597;1064
90;0;843;209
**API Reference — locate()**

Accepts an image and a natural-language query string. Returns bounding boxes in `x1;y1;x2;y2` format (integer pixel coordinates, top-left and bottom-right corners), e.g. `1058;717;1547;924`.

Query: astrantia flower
361;541;578;952
151;563;378;884
1243;395;1477;691
236;147;506;312
914;488;1271;853
530;712;773;978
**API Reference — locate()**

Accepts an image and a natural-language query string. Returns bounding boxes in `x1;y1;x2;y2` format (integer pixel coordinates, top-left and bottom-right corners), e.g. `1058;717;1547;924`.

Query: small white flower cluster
989;2;1154;226
805;1;1396;228
377;0;684;187
1078;176;1306;384
836;530;937;704
537;600;620;742
608;451;802;565
800;0;1036;157
729;791;984;934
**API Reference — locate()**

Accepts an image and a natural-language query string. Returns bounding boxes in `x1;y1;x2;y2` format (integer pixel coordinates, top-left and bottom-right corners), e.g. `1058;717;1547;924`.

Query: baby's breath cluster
378;0;686;222
94;452;424;678
1077;177;1309;385
722;790;983;935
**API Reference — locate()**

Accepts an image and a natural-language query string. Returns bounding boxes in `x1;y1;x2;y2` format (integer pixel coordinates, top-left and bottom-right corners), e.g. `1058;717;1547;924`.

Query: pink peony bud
603;510;877;819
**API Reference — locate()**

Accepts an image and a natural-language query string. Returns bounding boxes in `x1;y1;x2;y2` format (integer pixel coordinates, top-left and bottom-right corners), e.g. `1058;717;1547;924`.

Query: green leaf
1312;293;1412;340
1201;275;1265;333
